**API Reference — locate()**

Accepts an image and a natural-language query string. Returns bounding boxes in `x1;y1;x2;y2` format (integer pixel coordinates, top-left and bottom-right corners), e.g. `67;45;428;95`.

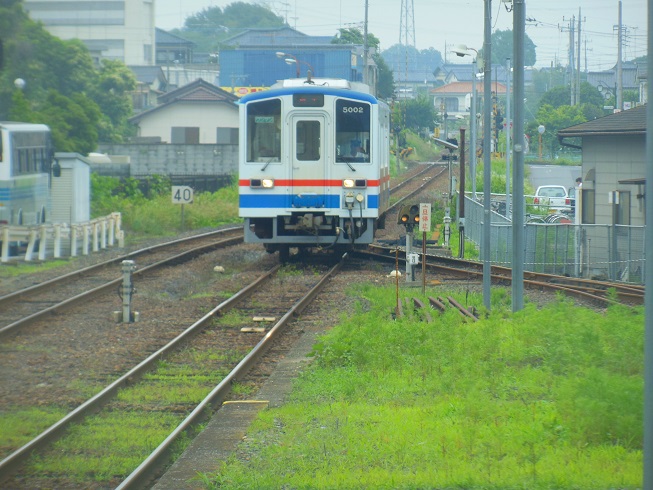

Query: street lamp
537;124;545;159
276;51;314;78
453;45;479;200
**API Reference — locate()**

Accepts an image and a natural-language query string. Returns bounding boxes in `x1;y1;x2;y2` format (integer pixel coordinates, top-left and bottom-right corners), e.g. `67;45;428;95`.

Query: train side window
296;121;320;161
246;99;281;162
335;99;370;163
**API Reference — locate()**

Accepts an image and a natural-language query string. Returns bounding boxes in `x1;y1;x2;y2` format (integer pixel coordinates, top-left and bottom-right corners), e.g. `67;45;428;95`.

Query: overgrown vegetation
207;287;643;488
91;174;240;238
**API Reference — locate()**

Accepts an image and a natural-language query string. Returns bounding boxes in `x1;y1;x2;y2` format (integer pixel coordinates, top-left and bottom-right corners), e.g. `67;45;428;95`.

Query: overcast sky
155;0;646;71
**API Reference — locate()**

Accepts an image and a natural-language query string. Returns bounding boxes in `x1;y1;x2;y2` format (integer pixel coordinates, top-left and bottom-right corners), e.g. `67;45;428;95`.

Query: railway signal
397;204;420;230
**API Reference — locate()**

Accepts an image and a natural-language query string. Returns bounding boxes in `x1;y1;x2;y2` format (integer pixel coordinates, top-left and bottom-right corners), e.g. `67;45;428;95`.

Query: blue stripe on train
240;194;379;209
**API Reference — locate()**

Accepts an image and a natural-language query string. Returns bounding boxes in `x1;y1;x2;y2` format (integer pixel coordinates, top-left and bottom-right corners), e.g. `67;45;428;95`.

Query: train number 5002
342;106;364;113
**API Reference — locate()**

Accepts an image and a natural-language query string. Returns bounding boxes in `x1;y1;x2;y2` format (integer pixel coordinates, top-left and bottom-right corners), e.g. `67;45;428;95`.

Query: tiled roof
129;78;237;123
557;104;646;137
156;28;195;47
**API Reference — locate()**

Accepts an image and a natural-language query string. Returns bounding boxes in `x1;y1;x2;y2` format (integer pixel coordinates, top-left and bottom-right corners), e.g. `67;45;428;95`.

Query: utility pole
512;0;525;312
569;16;576;105
505;57;511;219
363;0;369;86
576;10;582;105
483;0;492;310
617;0;623;111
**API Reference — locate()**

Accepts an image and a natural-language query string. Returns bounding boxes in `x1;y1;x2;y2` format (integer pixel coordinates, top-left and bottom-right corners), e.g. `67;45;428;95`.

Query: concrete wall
95;143;239;178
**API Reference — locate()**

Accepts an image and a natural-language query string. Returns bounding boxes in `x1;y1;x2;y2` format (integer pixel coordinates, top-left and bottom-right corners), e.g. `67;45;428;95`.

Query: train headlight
250;178;274;188
342;179;367;188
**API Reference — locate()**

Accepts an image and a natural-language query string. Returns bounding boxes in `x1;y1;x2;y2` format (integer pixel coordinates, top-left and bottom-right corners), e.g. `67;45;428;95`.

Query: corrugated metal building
218;27;368;89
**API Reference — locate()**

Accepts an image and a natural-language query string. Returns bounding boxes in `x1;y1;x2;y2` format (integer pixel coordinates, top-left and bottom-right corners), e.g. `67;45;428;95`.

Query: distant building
586;61;640;99
217;27;375;93
558;104;646;226
128;78;239;144
23;0;155;65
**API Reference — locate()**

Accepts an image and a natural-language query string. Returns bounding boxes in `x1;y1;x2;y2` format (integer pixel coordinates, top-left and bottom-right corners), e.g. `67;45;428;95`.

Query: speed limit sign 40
172;186;193;204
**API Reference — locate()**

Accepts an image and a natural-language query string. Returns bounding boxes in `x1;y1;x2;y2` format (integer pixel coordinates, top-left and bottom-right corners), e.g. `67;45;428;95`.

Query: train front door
290;115;326;208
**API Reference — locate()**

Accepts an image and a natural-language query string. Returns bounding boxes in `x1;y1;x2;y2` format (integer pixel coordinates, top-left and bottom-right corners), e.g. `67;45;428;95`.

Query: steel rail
0;235;243;339
0;226;243;308
115;253;348;490
0;261;278;484
356;248;636;308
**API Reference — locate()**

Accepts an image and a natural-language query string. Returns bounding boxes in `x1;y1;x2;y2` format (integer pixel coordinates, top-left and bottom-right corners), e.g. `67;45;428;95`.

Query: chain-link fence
463;197;646;284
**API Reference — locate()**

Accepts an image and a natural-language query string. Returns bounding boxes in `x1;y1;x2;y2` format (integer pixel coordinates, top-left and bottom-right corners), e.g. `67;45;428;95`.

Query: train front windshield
335;99;371;163
246;99;281;162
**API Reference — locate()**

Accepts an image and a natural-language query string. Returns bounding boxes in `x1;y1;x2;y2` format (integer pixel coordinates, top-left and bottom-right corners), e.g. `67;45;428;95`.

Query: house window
216;128;238;144
614;191;630;225
171;127;200;144
581;189;595;224
445;97;459;113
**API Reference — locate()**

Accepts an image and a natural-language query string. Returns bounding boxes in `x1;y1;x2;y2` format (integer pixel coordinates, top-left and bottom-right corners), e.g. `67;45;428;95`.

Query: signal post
397;203;431;290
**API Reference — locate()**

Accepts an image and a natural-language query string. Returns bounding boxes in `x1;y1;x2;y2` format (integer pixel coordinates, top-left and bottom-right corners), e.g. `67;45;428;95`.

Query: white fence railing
1;212;124;263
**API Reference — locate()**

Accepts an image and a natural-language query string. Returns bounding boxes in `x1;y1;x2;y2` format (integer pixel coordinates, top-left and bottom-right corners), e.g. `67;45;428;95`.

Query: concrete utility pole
644;1;653;485
512;0;525;312
640;2;653;484
617;0;623;111
576;10;582;105
482;0;492;310
505;57;511;218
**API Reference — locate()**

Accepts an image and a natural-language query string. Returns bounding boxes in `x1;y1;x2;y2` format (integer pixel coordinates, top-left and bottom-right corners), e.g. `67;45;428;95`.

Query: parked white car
533;185;573;214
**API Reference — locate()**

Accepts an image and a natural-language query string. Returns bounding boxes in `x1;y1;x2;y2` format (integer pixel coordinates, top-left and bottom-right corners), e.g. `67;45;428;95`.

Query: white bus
0;122;56;225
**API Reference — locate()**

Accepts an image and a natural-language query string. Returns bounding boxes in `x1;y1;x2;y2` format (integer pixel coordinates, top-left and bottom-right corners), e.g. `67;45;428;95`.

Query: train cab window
296;121;321;161
246;99;281;163
335;99;370;163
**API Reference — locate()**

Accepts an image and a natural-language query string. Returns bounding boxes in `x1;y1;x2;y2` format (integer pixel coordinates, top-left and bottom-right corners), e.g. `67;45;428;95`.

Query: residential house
97;79;240;184
431;81;508;142
586;61;643;106
557;105;646;227
128;78;239;144
128;65;168;113
23;0;155;65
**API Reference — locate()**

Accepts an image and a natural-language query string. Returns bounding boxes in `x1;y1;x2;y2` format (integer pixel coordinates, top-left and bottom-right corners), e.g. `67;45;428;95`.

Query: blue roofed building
217;27;374;93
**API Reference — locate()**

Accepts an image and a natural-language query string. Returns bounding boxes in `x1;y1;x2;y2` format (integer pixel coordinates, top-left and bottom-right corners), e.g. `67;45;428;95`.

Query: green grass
206;286;643;489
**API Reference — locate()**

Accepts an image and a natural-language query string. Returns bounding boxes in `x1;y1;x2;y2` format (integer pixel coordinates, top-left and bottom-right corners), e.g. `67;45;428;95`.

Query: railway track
363;244;644;307
0;254;348;488
0;227;243;338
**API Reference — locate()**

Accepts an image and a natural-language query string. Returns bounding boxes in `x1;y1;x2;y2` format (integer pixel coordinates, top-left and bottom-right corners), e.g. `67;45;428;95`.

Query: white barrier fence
1;212;124;263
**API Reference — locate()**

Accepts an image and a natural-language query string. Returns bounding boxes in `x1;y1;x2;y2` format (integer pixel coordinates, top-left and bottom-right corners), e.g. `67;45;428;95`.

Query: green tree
479;29;536;66
402;95;437;131
0;5;135;151
331;27;394;99
174;2;285;53
89;59;137;142
527;103;586;158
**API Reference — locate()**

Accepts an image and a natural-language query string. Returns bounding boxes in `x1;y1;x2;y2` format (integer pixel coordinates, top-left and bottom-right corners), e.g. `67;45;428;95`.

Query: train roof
238;78;379;105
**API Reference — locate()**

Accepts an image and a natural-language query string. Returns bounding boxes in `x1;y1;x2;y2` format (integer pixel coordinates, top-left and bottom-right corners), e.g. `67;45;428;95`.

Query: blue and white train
0;122;55;225
238;77;390;259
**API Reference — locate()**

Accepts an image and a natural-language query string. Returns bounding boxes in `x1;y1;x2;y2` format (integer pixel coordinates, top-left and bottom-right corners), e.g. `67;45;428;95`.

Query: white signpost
419;203;431;293
172;186;194;230
172;186;193;204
